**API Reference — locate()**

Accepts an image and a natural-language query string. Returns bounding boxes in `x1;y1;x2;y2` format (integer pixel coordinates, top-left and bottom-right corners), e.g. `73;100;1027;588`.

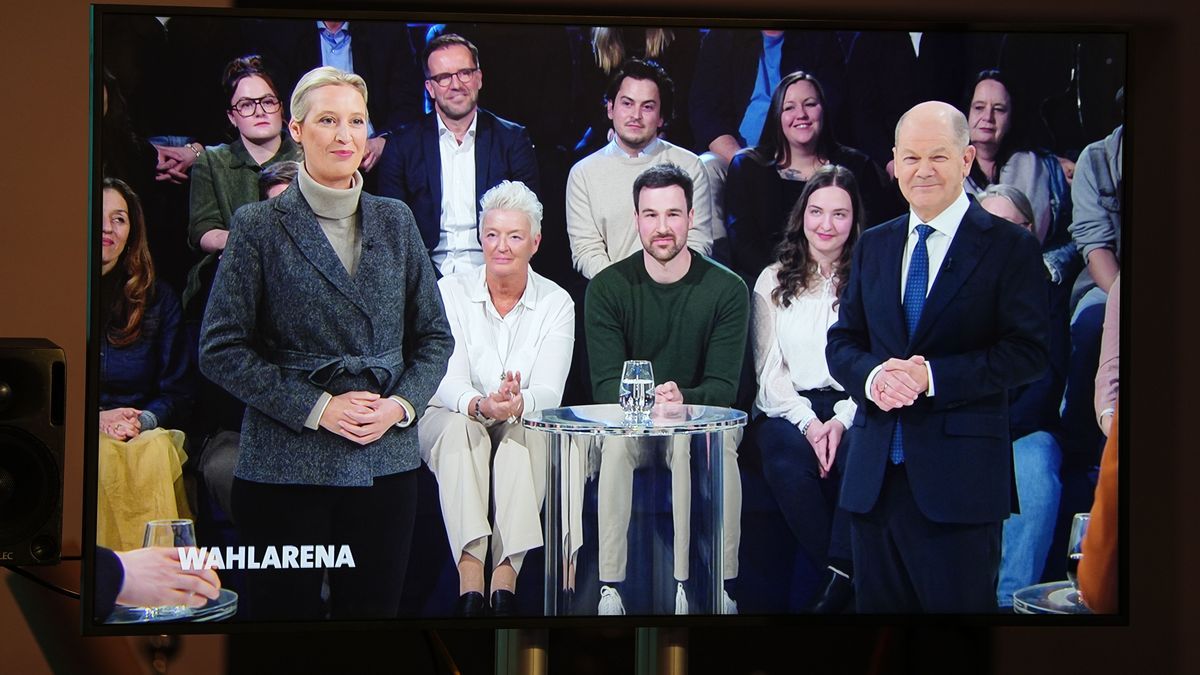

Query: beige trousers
597;428;742;583
418;406;548;574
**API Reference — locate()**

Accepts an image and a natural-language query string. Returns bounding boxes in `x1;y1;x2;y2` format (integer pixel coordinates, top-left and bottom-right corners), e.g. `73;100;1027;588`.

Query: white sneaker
675;582;689;615
598;585;625;615
721;589;738;615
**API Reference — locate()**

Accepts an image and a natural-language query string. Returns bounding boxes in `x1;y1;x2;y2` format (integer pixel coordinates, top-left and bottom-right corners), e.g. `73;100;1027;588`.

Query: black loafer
490;589;517;617
807;570;854;614
454;591;487;617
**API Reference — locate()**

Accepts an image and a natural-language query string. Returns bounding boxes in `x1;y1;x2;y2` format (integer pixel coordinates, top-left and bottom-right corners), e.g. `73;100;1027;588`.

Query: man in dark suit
262;19;424;174
376;33;540;275
826;101;1049;613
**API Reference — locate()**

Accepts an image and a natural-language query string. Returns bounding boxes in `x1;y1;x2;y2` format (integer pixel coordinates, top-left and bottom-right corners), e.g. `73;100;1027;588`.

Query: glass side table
524;403;746;616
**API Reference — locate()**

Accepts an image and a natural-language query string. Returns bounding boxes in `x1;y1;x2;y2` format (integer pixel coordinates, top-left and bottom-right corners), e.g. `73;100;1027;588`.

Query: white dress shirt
432;112;482;275
866;189;972;401
432;266;575;416
752;264;857;430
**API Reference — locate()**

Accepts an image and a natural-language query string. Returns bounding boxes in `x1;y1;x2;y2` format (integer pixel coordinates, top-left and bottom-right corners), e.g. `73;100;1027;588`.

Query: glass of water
619;360;655;418
1066;512;1090;592
138;518;198;620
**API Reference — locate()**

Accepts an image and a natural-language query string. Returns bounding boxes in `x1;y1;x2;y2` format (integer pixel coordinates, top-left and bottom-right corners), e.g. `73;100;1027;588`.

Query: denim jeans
1060;286;1108;458
997;430;1063;607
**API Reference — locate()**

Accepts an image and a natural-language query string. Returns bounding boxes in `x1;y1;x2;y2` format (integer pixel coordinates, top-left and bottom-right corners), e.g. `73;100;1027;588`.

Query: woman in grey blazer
199;66;453;620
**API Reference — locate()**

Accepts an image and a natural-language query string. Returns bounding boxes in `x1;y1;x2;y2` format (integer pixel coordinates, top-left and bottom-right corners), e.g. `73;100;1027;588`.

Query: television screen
86;3;1127;631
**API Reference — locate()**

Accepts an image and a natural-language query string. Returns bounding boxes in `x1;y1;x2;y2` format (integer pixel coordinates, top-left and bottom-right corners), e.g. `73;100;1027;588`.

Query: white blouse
751;263;857;430
433;266;575;416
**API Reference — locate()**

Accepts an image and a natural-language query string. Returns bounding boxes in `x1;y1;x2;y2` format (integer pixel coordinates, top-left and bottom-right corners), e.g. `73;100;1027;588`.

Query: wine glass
137;518;197;620
1066;512;1090;594
619;360;655;418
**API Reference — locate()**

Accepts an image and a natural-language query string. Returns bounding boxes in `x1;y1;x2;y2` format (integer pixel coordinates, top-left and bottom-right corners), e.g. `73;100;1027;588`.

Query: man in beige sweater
566;59;714;279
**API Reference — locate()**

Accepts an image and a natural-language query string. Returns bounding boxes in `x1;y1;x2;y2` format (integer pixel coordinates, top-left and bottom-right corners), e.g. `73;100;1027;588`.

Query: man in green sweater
585;163;748;615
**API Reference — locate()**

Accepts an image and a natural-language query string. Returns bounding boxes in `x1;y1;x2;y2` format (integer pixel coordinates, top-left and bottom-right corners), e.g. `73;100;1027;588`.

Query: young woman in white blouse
750;164;861;613
417;180;575;617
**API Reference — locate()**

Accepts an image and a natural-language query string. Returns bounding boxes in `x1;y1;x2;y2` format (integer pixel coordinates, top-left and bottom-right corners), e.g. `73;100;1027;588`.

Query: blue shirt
738;32;784;148
317;21;376;136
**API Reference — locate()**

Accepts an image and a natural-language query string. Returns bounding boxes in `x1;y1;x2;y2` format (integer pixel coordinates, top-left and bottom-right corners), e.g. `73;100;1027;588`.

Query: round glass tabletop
523;403;746;436
1012;580;1091;614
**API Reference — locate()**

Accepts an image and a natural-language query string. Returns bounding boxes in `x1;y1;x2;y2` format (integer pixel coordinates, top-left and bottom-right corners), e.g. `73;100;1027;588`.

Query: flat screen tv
85;2;1128;632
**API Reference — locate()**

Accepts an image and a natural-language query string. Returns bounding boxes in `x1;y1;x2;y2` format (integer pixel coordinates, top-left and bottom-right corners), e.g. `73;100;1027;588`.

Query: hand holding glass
137;518;198;620
619;360;655;417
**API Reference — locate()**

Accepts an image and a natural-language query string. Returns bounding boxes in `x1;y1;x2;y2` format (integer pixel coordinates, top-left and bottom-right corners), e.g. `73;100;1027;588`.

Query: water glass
619;360;654;417
138;518;197;620
1066;512;1090;592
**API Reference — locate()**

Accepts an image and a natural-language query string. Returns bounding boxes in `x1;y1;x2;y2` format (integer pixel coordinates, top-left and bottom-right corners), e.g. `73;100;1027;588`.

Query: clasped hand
480;371;525;422
100;407;142;441
871;355;929;412
804;418;845;478
319;391;404;445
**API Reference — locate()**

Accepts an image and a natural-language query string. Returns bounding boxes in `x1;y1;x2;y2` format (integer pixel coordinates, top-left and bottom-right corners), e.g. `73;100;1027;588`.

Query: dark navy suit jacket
375;108;540;254
826;199;1049;525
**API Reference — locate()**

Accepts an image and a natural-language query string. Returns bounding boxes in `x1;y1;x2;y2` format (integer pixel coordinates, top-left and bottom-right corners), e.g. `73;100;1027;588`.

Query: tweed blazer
198;183;453;486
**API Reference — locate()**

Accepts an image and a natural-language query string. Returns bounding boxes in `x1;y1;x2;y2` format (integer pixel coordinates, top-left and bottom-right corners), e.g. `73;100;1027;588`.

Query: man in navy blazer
826;101;1049;613
376;33;539;274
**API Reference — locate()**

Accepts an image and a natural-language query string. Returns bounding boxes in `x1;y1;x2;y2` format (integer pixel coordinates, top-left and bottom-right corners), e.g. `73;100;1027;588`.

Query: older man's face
893;107;976;222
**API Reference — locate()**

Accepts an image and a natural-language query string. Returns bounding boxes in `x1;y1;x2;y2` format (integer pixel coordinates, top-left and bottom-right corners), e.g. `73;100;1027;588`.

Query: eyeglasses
230;96;282;117
426;67;479;88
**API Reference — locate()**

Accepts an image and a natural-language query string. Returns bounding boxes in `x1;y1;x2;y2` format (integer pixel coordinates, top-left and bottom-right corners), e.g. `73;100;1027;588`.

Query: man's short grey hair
894;103;971;150
289;66;369;124
979;183;1037;231
479;180;543;237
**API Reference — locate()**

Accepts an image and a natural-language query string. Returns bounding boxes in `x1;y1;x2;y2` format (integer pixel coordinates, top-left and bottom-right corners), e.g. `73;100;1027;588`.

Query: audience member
573;27;701;157
259;160;302;199
199;67;453;620
826;102;1049;612
750;165;862;613
97;178;194;551
183;55;303;315
378;33;540;275
690;29;848;255
262;19;424;175
419;181;574;617
978;184;1070;610
586;163;746;615
725;70;898;281
566;59;713;280
962;70;1078;285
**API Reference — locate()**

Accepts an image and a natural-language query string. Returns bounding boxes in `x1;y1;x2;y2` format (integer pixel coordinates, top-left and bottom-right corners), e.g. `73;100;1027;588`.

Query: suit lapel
422;116;442;218
908;201;992;348
275;186;371;316
875;220;909;354
474;110;493;218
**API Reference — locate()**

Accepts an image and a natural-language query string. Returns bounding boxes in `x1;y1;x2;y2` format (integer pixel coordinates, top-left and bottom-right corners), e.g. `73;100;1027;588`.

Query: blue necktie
890;223;933;464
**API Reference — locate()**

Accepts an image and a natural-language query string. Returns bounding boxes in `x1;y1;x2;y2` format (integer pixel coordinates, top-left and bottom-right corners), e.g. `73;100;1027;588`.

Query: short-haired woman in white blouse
418;180;575;617
751;164;861;613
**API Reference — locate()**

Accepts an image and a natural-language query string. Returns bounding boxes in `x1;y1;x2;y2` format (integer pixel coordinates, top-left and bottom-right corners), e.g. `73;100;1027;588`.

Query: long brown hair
746;70;838;170
102;177;156;347
592;28;674;74
771;165;863;309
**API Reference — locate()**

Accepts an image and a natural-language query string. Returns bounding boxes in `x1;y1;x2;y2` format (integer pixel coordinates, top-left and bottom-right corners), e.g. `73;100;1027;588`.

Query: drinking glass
1066;512;1090;592
619;360;655;418
137;518;197;620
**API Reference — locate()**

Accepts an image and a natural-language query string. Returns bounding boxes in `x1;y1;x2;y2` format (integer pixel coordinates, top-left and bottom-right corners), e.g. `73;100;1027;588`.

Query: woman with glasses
183;55;302;314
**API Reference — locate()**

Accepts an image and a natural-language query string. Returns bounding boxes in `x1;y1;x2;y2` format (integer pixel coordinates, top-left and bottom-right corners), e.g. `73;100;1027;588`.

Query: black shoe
454;591;487;617
490;589;517;617
807;570;854;614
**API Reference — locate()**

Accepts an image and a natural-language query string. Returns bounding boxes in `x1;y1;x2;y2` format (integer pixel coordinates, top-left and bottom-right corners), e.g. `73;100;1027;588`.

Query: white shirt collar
436;109;478;139
465;265;540;312
907;189;970;240
604;136;662;159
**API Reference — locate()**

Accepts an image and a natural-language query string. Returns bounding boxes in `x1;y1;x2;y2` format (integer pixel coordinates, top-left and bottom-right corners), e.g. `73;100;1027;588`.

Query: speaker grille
0;426;59;546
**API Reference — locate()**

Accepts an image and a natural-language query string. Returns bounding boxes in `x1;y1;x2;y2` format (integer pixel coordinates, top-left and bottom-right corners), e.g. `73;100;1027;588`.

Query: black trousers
850;464;1000;613
231;470;418;621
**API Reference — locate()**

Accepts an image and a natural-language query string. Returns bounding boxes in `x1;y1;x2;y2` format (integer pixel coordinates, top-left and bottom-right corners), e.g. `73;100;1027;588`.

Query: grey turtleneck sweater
297;165;364;277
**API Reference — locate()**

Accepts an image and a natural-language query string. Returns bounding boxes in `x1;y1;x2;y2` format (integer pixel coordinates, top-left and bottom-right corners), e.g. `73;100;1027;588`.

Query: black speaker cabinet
0;338;65;565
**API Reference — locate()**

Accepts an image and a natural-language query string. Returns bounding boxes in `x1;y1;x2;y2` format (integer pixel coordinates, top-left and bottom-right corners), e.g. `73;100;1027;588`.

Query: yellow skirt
96;428;193;551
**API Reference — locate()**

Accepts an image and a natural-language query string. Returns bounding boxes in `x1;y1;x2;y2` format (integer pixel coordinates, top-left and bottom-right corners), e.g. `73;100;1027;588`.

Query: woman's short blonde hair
289;66;369;124
479;180;543;237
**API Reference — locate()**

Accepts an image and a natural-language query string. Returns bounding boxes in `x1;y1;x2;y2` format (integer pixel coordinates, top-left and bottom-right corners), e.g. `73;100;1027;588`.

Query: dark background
0;0;1190;672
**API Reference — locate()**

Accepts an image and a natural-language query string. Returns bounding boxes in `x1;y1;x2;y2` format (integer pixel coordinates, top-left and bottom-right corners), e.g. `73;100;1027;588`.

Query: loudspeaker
0;338;65;565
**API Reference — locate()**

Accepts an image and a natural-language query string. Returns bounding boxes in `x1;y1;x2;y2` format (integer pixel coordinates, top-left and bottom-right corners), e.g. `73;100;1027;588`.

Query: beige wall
0;0;1193;673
